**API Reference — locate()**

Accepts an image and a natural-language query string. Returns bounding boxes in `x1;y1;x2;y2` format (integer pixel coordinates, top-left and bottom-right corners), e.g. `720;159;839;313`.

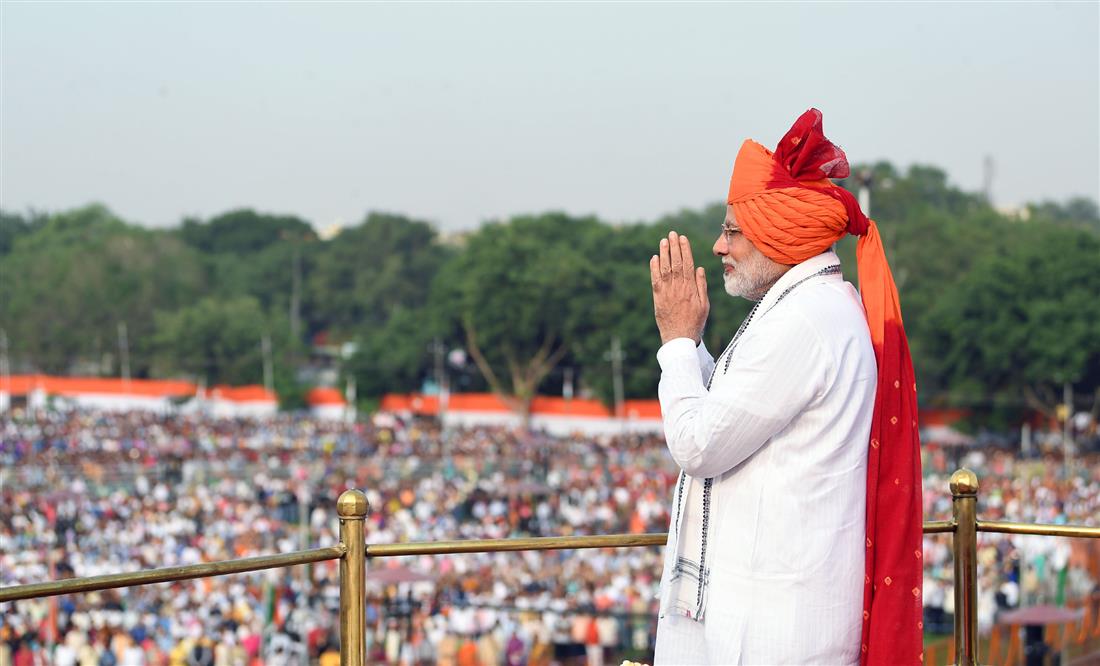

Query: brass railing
1;469;1098;666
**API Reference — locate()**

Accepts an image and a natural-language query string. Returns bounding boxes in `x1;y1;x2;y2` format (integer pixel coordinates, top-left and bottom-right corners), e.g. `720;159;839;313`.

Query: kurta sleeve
656;308;829;479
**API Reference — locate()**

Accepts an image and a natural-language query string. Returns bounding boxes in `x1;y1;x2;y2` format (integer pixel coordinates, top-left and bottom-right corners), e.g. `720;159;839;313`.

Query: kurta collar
753;249;842;316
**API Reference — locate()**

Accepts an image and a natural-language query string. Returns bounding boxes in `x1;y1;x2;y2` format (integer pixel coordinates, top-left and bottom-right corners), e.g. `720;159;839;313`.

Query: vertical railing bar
338;489;369;666
950;469;979;666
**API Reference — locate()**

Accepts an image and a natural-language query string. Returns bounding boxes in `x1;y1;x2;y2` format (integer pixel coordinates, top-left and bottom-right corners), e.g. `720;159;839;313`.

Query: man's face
712;205;787;301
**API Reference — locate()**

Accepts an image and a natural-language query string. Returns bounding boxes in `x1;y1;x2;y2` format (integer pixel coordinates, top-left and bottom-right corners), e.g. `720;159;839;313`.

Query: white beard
723;251;783;301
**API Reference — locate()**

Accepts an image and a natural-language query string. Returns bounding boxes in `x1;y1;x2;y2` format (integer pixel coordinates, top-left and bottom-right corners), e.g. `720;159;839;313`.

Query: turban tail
728;109;924;665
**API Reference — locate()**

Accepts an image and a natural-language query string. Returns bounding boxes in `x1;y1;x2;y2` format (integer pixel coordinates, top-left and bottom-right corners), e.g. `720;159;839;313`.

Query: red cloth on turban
727;109;924;665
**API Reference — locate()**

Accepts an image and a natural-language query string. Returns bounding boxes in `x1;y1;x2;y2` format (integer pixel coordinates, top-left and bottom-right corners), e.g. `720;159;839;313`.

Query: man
649;109;922;665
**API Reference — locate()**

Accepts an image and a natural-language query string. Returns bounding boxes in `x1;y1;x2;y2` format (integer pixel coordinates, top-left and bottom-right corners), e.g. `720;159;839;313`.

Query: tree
150;295;298;387
179;209;314;255
0;209;47;256
432;213;614;423
833;163;1019;399
1027;197;1100;234
346;305;440;398
177;209;319;343
561;221;662;403
0;205;205;374
5;171;1096;420
925;226;1100;420
308;212;445;338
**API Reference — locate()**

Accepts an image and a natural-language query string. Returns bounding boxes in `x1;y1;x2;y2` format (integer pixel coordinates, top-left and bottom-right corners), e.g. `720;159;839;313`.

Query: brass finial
336;489;369;518
949;468;979;496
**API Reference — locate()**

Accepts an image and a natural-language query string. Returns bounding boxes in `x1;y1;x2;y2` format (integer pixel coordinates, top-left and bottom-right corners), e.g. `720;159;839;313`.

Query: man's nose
713;234;726;257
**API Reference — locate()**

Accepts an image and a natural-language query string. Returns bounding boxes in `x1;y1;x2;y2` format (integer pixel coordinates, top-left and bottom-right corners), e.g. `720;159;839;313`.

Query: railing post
950;469;979;666
337;489;369;666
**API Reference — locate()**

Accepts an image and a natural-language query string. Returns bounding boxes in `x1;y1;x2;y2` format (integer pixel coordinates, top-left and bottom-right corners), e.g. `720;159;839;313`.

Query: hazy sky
2;2;1097;232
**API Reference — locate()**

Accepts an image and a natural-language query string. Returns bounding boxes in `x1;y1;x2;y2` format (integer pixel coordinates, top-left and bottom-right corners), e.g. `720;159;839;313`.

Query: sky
1;2;1098;233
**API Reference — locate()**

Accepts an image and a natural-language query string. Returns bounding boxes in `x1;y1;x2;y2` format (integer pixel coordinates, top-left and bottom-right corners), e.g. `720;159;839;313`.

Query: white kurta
654;250;876;665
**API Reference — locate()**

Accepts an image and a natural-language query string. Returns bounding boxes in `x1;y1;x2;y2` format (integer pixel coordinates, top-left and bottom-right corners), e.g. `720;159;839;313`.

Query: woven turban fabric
727;109;924;665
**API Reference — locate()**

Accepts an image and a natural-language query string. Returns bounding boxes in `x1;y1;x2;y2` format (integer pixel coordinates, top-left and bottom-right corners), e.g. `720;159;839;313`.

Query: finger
659;237;671;279
696;266;708;305
668;231;683;277
680;235;695;278
650;255;661;289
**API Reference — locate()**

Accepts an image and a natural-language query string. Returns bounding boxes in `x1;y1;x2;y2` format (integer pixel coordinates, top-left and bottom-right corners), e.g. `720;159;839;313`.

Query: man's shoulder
780;279;869;338
751;279;874;372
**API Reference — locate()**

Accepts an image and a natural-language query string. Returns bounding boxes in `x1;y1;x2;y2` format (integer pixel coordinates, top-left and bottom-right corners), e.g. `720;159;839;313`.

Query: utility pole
345;375;357;423
563;367;574;402
290;241;302;344
982;155;995;205
857;168;872;217
610;336;625;429
262;333;274;395
197;377;208;416
0;328;10;413
117;322;131;387
1063;382;1073;473
298;485;310;589
432;338;448;424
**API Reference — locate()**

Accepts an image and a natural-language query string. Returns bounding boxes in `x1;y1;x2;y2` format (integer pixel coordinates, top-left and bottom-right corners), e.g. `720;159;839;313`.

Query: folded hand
650;231;709;345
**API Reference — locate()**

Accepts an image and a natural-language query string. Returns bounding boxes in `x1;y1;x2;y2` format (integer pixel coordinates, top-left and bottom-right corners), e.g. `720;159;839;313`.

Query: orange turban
728;109;924;665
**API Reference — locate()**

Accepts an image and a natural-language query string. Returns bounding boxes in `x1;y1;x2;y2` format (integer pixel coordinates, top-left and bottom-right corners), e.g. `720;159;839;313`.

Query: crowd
1;410;670;665
1;408;1097;665
920;445;1100;636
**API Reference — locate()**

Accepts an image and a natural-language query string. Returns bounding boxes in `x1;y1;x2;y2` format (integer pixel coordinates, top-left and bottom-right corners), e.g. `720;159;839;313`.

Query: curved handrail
0;546;344;603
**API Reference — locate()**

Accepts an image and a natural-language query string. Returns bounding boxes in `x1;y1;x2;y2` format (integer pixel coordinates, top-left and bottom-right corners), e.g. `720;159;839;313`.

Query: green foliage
308;212;445;337
176;209;319;338
179;209;314;255
274;373;310;412
150;295;298;386
4;165;1098;417
430;213;610;409
1026;197;1100;234
347;306;440;397
561;219;663;402
0;205;205;374
837;164;1019;399
925;226;1100;416
0;209;47;256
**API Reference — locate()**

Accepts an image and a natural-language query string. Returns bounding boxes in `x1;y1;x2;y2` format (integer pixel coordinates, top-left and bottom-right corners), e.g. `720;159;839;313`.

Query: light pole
610;336;625;431
429;338;448;425
1062;382;1073;474
0;329;9;413
117;322;130;388
261;333;274;395
857;168;872;217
